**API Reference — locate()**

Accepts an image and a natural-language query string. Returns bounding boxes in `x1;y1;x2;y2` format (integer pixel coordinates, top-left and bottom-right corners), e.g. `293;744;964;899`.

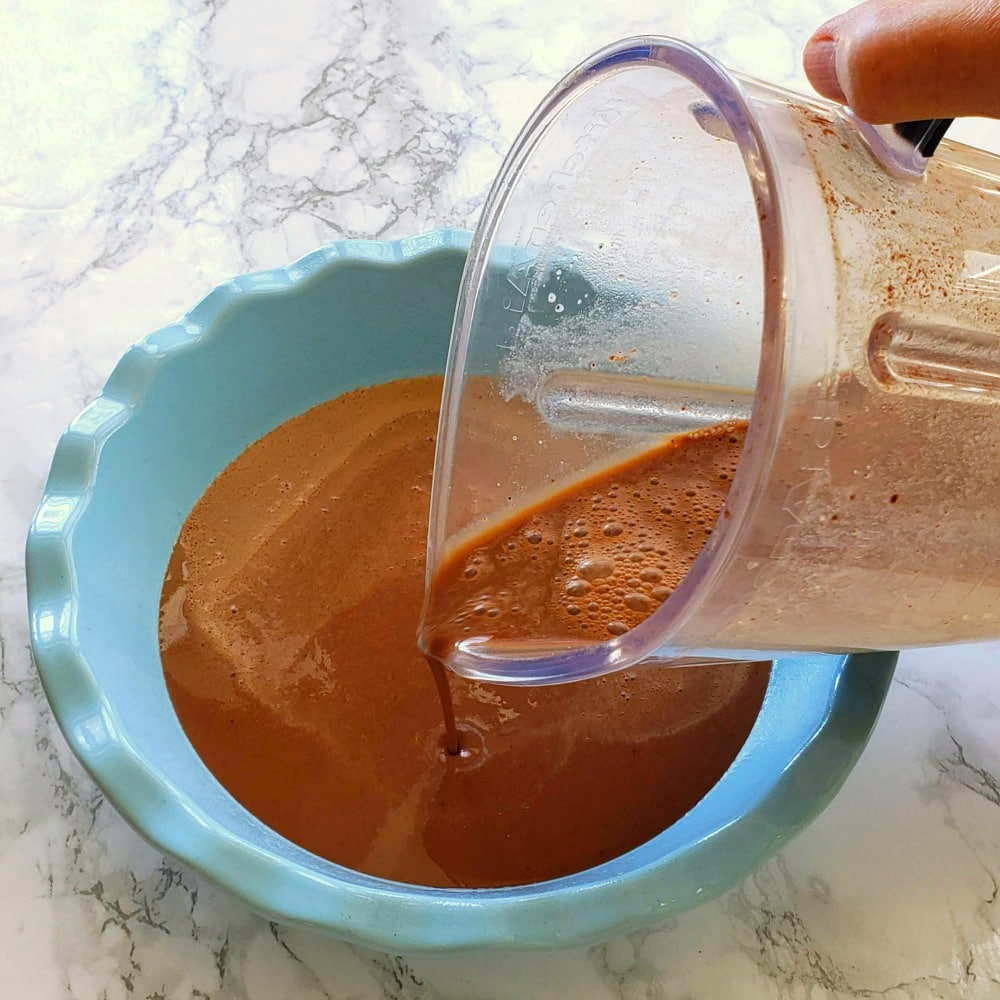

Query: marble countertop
5;0;1000;996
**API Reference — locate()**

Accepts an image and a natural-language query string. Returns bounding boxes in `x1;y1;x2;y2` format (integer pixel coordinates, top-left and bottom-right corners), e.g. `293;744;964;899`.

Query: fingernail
804;37;847;104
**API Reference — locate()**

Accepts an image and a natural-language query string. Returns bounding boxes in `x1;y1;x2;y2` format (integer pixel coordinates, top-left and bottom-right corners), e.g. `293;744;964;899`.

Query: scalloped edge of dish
25;229;897;952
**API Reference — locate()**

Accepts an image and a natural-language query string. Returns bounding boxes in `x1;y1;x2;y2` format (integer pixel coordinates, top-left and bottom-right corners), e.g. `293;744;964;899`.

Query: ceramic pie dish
25;230;896;951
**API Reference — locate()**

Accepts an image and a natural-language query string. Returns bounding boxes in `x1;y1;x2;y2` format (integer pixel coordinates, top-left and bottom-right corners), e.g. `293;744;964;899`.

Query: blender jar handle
894;118;953;156
850;114;954;178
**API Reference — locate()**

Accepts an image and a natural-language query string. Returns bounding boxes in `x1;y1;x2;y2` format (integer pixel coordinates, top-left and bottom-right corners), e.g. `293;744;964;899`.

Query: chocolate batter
160;376;768;888
421;418;747;663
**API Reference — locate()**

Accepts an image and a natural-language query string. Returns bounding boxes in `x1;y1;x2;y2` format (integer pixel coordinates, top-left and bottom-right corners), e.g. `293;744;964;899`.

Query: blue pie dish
25;230;896;952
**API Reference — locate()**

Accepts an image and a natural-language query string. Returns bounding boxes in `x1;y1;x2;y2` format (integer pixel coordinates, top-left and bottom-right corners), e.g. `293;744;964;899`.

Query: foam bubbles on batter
423;421;746;651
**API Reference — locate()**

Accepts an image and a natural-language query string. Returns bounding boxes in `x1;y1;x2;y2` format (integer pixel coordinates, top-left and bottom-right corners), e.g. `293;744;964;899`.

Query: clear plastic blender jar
420;36;1000;684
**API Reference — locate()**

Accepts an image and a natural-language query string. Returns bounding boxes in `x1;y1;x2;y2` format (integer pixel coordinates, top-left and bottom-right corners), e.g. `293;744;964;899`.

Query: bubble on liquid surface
578;557;615;581
439;723;487;768
525;530;543;544
606;620;629;636
623;592;651;613
565;578;591;597
639;567;662;583
603;521;624;537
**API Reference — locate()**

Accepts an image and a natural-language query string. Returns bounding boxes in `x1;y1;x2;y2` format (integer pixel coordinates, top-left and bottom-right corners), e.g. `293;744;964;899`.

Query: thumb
803;0;1000;123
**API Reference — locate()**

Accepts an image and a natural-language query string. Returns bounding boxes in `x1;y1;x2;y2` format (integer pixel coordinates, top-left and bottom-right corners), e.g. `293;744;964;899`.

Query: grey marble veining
5;0;1000;996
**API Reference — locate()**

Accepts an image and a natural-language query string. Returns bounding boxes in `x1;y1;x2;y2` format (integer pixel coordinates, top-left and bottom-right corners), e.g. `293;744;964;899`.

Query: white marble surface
4;0;1000;996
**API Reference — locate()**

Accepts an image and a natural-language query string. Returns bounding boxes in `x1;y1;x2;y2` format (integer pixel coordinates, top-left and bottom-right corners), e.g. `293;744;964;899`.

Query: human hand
804;0;1000;122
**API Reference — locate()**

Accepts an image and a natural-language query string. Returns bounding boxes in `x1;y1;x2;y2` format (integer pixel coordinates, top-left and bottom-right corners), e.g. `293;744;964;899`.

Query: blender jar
421;37;1000;684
